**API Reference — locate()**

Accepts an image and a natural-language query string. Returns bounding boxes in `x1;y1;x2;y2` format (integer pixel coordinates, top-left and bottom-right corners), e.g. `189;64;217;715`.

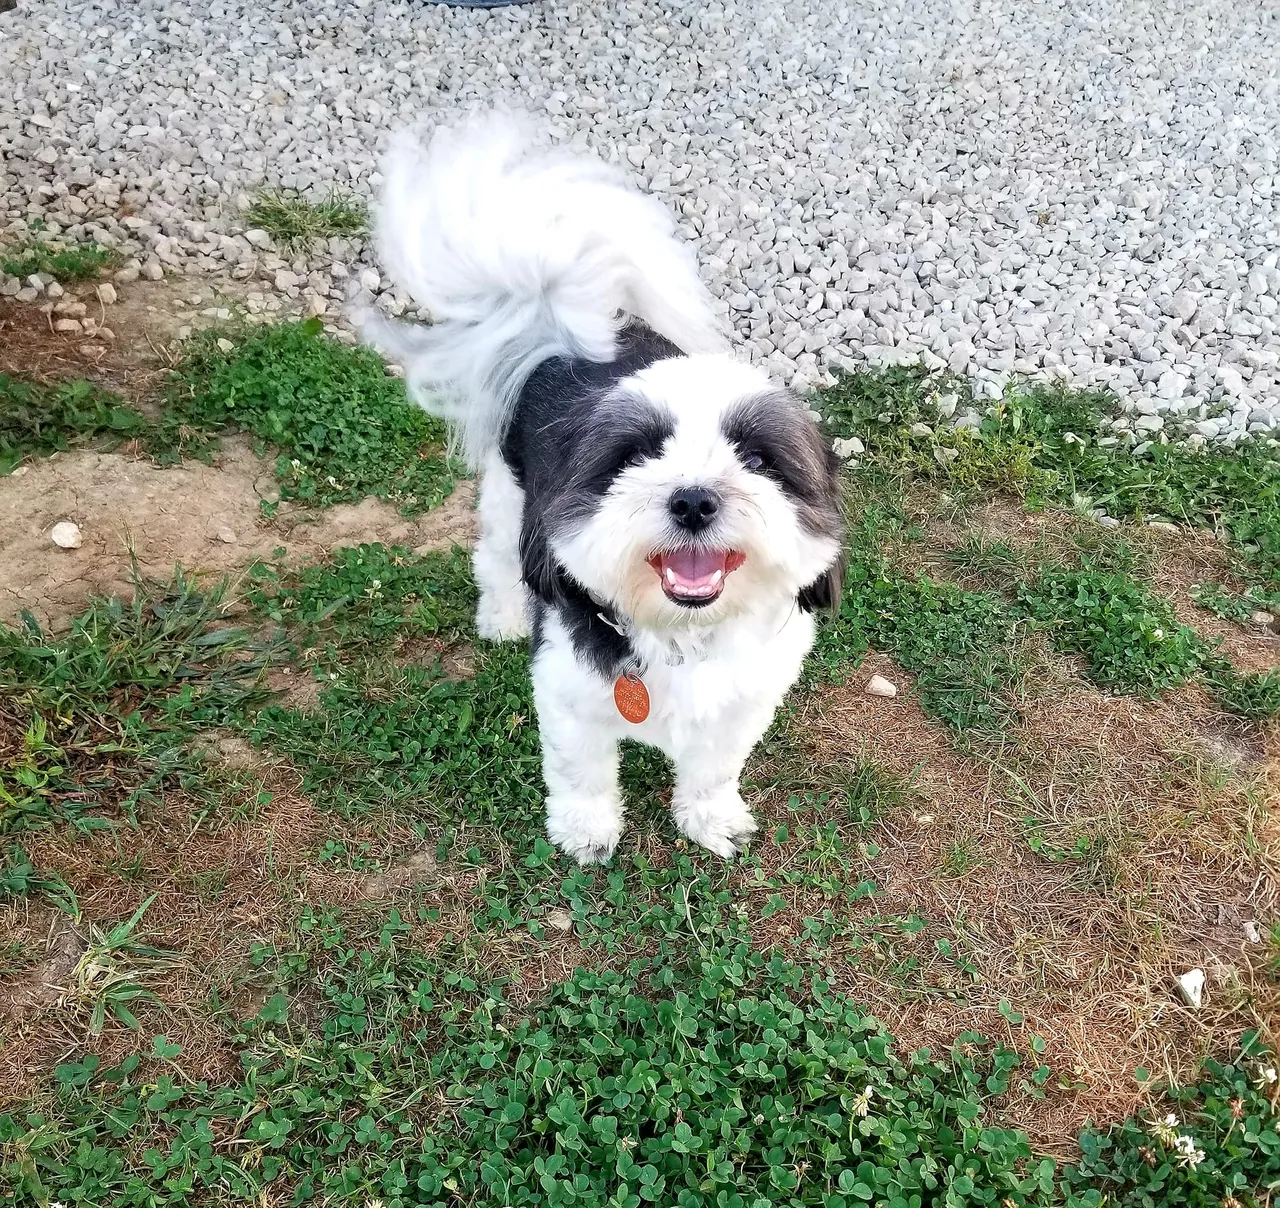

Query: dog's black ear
799;552;845;614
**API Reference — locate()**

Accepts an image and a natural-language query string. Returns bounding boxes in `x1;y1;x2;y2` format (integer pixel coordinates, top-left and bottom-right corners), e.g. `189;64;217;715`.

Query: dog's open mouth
647;548;745;606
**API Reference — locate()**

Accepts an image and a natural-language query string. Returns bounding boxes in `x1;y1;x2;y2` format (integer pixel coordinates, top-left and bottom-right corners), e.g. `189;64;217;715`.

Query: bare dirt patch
1148;534;1280;674
1;278;256;404
0;901;85;1021
754;654;1278;1153
3;281;477;629
0;438;474;629
0;775;329;1102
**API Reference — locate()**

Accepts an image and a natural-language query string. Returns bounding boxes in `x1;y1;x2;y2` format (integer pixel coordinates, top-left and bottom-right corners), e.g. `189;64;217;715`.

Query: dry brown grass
0;763;328;1101
746;646;1278;1155
0;289;171;405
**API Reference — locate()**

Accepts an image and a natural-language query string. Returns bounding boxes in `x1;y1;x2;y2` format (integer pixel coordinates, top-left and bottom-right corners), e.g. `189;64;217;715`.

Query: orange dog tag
613;672;650;724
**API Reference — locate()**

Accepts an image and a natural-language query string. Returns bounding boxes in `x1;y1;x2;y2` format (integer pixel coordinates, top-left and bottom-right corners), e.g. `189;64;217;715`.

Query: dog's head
530;355;844;632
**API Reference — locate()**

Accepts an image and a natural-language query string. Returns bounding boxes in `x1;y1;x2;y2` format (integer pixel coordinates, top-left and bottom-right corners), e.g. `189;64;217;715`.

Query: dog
363;117;844;863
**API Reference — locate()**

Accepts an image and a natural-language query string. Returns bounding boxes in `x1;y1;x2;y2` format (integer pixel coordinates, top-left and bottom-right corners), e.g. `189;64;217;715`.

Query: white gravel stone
2;0;1279;440
95;282;117;306
865;674;898;698
546;908;574;934
50;521;82;549
1175;968;1205;1010
832;436;864;460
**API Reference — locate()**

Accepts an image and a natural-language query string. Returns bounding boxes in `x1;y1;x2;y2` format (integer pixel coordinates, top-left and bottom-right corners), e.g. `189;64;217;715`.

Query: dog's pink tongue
663;547;728;590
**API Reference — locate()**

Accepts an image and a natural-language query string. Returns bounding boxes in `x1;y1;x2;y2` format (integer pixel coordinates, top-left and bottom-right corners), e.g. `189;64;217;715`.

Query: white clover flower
1172;1134;1204;1169
850;1086;874;1118
1148;1114;1180;1146
1255;1065;1278;1089
1152;628;1164;640
290;458;301;470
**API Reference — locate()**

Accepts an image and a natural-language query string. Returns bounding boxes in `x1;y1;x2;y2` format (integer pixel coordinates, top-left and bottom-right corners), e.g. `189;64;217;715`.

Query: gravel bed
2;0;1279;446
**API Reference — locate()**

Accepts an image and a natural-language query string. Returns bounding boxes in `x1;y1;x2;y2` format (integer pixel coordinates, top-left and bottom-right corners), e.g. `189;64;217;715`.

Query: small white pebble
50;521;83;549
865;674;898;698
1175;968;1205;1009
546;909;574;933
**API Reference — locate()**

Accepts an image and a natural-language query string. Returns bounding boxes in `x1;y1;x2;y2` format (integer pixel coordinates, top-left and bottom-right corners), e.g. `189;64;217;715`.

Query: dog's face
545;356;844;631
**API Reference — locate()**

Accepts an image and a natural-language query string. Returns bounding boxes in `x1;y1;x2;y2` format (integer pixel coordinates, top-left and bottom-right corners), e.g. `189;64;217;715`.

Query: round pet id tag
613;672;650;724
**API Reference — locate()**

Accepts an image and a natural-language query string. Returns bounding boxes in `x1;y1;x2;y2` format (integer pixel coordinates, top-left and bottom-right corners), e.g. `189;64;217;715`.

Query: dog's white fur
369;117;726;467
367;116;841;863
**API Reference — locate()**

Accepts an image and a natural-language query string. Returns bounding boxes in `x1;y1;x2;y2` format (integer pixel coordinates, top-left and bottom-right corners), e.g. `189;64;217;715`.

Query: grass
0;568;274;834
817;366;1280;588
810;524;1029;735
163;318;458;513
245;187;368;251
61;894;183;1037
0;236;119;283
17;938;1269;1208
1017;563;1207;696
247;542;477;649
2;348;1279;1206
0;541;1275;1203
1;318;458;514
1191;582;1280;625
0;375;150;475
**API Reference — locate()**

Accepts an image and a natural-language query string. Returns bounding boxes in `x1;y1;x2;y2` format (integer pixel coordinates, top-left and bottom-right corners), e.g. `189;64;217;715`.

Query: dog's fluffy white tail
363;116;727;466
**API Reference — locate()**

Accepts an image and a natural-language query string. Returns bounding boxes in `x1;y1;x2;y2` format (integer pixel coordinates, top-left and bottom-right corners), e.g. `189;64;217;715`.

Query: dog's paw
476;593;531;641
546;796;622;864
676;789;757;859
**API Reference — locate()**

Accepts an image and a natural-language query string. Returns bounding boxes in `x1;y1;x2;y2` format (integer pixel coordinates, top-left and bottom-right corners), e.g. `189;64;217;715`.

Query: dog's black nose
668;486;720;532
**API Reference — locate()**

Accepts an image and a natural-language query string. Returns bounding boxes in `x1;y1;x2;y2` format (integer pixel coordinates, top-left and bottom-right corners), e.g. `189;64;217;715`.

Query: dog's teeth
710;570;723;584
665;567;678;585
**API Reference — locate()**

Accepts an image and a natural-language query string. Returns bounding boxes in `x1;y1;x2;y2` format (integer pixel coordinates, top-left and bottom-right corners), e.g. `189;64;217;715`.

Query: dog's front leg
538;704;624;865
669;703;774;858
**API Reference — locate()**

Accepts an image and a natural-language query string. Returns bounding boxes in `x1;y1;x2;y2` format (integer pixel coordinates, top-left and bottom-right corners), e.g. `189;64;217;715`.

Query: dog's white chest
622;607;816;747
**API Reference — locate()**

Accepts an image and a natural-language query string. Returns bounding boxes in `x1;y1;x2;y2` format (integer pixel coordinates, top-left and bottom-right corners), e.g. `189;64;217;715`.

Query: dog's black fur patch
508;325;679;679
505;324;844;675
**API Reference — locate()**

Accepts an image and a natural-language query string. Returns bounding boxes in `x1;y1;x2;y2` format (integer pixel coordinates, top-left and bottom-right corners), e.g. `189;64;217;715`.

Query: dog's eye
621;448;649;469
741;451;766;472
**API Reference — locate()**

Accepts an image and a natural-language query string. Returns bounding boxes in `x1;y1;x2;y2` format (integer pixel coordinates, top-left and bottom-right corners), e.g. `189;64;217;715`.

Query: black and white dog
364;117;844;863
